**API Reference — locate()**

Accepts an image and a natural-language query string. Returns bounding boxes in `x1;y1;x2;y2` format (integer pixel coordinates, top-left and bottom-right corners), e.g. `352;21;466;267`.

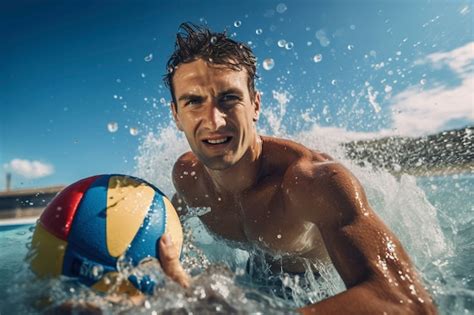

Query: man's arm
285;162;436;315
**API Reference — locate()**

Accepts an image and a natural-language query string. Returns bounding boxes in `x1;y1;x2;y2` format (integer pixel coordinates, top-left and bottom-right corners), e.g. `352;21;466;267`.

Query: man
159;23;436;314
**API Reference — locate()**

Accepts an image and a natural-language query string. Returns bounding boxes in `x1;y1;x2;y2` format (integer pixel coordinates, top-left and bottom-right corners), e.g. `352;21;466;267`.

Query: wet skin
165;59;436;314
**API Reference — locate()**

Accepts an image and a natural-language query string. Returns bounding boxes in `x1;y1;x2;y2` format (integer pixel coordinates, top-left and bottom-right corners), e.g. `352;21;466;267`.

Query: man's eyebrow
177;93;205;102
217;88;244;97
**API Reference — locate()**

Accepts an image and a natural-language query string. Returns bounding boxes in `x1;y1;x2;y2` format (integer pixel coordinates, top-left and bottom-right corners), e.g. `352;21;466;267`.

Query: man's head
165;23;261;170
164;22;257;105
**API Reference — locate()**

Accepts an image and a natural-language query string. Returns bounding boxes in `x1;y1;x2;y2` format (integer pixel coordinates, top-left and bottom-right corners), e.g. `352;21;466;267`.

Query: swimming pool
0;173;472;314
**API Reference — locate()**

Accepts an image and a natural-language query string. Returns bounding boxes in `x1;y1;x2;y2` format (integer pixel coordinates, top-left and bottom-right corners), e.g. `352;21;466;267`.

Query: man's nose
202;104;226;130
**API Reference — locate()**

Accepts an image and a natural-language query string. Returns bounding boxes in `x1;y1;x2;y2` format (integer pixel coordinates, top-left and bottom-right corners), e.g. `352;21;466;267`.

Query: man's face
171;59;260;170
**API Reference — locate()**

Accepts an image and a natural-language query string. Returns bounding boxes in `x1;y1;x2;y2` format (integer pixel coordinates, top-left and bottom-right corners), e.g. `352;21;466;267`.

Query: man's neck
205;136;263;195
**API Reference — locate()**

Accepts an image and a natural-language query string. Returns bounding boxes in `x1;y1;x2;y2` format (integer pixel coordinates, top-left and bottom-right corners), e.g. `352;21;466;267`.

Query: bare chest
198;177;323;257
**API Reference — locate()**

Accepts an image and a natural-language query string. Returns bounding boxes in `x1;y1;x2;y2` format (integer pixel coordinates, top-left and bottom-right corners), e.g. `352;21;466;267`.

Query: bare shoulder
172;151;199;175
261;136;333;167
282;155;367;225
172;152;206;198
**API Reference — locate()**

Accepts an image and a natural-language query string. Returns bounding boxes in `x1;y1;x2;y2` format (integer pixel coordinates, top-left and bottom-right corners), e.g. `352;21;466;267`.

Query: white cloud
420;42;474;77
389;41;474;136
4;159;54;179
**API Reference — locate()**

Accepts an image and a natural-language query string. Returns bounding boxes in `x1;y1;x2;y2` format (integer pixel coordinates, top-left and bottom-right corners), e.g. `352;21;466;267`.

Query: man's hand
159;233;191;288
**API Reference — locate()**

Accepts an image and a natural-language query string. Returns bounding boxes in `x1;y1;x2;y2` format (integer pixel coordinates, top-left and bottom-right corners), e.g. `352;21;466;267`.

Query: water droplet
107;122;118;133
144;53;153;62
256;28;263;35
144;300;151;309
420;79;427;85
313;54;322;63
210;36;217;44
347;44;354;50
116;78;121;83
113;95;118;99
276;3;287;13
331;79;337;85
160;97;166;104
277;39;286;48
127;58;133;62
234;20;242;28
129;127;139;136
385;85;393;93
396;51;402;56
141;73;146;78
460;5;470;15
262;58;275;70
91;265;104;279
285;42;294;50
350;24;356;30
276;234;282;239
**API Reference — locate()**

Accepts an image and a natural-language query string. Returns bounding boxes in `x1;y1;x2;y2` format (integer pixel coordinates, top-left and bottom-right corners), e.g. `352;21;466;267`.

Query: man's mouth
203;137;232;145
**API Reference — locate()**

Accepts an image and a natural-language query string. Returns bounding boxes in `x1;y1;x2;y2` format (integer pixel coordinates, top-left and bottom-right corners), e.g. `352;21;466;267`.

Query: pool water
0;172;472;314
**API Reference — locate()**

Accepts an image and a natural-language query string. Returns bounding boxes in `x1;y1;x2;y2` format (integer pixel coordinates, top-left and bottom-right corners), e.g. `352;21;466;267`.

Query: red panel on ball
40;175;101;240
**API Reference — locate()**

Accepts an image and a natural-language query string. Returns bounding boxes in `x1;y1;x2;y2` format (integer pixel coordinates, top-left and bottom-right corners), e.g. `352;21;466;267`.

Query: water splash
285;42;294;50
276;3;288;14
313;54;322;63
129;127;139;136
144;53;153;62
107;122;118;133
262;58;275;70
277;39;286;48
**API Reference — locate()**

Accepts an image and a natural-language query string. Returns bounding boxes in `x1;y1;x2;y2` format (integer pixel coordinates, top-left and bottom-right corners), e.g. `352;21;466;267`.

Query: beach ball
29;174;183;295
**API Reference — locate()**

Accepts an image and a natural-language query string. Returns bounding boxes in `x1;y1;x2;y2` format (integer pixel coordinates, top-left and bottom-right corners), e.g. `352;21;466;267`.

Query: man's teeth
207;138;228;144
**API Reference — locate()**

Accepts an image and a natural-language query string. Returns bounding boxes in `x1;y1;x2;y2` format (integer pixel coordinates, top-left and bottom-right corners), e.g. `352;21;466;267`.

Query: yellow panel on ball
30;223;67;277
106;176;155;257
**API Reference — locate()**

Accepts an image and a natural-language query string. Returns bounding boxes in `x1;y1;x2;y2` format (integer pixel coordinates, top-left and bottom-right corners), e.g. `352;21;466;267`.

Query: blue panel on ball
126;194;167;264
66;175;115;266
62;245;116;286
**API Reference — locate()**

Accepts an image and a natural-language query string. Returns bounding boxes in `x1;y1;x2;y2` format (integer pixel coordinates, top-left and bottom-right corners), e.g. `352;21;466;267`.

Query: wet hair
164;22;257;106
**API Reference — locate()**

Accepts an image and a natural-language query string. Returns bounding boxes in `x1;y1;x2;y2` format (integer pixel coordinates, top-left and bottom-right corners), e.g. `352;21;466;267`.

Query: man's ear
252;92;261;122
171;102;183;131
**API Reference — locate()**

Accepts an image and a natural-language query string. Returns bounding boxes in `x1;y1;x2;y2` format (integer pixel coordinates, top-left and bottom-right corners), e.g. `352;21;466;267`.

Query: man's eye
221;95;240;103
185;99;200;106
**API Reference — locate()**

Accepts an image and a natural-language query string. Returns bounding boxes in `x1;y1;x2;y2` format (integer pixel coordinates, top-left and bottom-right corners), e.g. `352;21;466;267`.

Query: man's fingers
159;233;190;288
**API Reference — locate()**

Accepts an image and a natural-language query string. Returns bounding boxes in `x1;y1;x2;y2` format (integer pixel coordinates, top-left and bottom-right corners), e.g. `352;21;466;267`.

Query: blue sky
0;0;472;190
